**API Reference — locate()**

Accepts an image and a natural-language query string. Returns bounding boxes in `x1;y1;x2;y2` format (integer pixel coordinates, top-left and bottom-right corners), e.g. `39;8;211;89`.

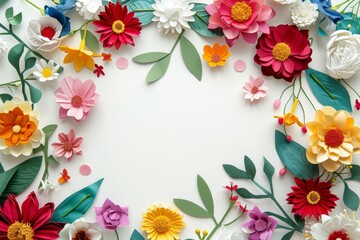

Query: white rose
326;30;360;79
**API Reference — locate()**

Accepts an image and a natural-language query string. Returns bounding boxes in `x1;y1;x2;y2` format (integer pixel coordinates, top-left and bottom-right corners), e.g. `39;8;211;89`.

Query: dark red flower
355;99;360;110
93;64;105;77
254;24;312;82
286;177;339;220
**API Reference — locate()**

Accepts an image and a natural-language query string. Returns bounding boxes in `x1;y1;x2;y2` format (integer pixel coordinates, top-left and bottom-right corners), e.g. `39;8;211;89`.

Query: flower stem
342;79;360;98
61;194;92;218
115;229;120;240
132;9;155;12
206;202;234;240
170;29;185;54
70;20;92;35
223;209;246;226
24;0;44;14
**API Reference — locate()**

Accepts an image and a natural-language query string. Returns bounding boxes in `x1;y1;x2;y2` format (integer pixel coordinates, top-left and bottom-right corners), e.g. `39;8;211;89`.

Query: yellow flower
141;205;185;240
306;106;360;172
202;43;230;67
274;98;304;127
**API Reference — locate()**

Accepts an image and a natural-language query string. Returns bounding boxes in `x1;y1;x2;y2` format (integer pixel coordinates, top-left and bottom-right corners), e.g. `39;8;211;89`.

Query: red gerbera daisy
93;2;142;49
286;177;339;221
254;24;312;82
0;192;65;239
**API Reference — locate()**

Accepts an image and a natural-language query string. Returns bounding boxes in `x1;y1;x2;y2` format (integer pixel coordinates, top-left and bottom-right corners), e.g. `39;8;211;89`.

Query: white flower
152;0;195;34
26;16;64;52
311;214;360;239
218;227;247;240
291;0;318;28
0;38;7;58
38;179;57;195
76;0;104;20
33;59;60;82
59;218;102;240
326;30;360;79
272;0;297;4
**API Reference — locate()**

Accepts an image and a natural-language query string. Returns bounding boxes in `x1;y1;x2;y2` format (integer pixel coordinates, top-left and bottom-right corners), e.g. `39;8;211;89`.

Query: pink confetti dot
234;60;246;72
79;164;92;176
116;57;129;70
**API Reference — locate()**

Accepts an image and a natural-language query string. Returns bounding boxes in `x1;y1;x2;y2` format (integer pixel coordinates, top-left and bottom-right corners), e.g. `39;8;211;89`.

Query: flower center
64;141;73;151
112;20;125;34
325;129;344;148
12;125;21;133
153;216;170;233
71;95;83;107
327;231;349;240
231;2;253;22
254;219;267;232
73;230;91;240
41;26;56;40
212;54;221;63
251;86;259;94
272;43;291;61
306;190;321;205
7;221;34;240
42;67;53;78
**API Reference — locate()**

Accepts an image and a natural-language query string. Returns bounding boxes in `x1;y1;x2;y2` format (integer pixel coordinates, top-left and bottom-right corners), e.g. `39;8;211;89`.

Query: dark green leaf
24;50;36;71
281;231;295;240
51;178;104;223
244;156;256;180
275;130;319;179
58;65;64;73
0;163;3;173
345;164;360;181
130;230;145;240
8;12;22;26
0;0;9;6
294;215;305;231
25;81;42;103
126;1;154;26
43;124;57;139
189;4;223;37
197;175;214;215
180;35;202;81
223;164;248;179
32;144;44;155
343;181;360;211
133;52;169;64
145;55;171;83
263;157;274;187
306;68;352;112
8;43;24;72
236;188;268;199
80;30;99;52
47;155;59;164
173;199;211;218
0;93;13;103
0;168;17;197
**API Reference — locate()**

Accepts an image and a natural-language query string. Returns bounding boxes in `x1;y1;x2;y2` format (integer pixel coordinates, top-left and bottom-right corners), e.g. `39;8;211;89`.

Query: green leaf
306;68;352;112
294;215;305;231
281;231;295;240
80;30;99;52
24;81;42;103
0;163;4;173
43;124;57;139
32;144;44;155
263;157;274;187
24;50;36;71
345;164;360;181
197;175;214;215
51;178;104;223
244;156;256;180
130;230;145;240
8;43;24;72
126;0;154;26
223;164;248;179
0;0;9;6
0;93;13;103
275;130;319;179
133;52;169;64
0;168;17;197
189;4;223;37
343;181;360;211
8;12;22;26
173;199;211;218
145;55;171;83
236;188;268;199
5;7;13;21
180;35;202;81
47;155;59;164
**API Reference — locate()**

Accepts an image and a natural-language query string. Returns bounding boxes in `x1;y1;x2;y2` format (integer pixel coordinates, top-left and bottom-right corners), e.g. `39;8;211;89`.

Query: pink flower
95;198;129;230
243;76;268;102
206;0;275;46
51;129;83;160
55;76;99;121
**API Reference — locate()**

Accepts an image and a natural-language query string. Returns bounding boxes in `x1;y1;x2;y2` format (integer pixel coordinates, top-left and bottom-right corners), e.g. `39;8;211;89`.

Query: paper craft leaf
5;7;13;21
80;30;99;52
8;43;24;72
263;157;274;186
25;81;42;103
173;199;211;218
189;4;223;37
275;130;319;179
24;50;36;71
32;144;44;155
236;188;267;199
133;52;169;64
197;175;214;215
180;35;202;81
51;178;104;223
43;124;57;139
282;231;295;240
5;7;22;25
126;0;154;26
294;215;305;231
130;230;145;240
223;164;248;179
346;164;360;181
343;181;360;211
146;55;171;83
0;163;3;173
0;168;17;197
0;0;9;5
306;68;352;112
47;155;59;164
244;156;256;180
0;93;12;103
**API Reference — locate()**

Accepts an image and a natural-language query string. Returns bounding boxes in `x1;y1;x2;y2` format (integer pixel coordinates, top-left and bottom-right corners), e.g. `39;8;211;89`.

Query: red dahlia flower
0;192;64;239
93;2;142;49
254;24;312;82
286;177;339;221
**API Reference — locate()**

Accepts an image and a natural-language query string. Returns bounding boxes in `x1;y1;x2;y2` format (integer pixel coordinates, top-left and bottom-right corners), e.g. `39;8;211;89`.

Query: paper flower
76;0;104;20
95;198;129;230
306;106;360;172
141;205;185;240
0;99;43;157
0;192;65;239
55;76;99;122
274;98;304;127
272;0;296;4
254;24;312;82
242;206;277;240
286;177;339;220
152;0;195;34
59;218;102;240
93;2;142;49
310;0;343;23
93;64;105;77
202;43;230;67
291;0;319;28
38;179;57;195
51;129;83;160
218;228;246;240
33;59;60;82
206;0;275;46
326;30;360;80
0;37;8;58
44;6;71;37
242;76;268;102
356;99;360;110
54;0;77;14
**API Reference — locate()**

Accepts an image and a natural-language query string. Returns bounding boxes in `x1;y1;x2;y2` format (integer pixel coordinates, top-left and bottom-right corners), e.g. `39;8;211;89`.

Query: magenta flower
55;76;99;122
242;206;277;240
206;0;275;46
51;129;83;160
95;199;129;230
243;76;268;102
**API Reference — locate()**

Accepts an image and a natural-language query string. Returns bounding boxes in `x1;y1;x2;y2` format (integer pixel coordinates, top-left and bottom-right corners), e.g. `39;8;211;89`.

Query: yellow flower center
73;230;90;240
212;54;221;63
306;190;321;205
7;221;34;240
41;67;53;78
272;43;291;61
325;129;344;148
112;20;125;34
153;216;170;233
12;125;21;133
231;2;253;22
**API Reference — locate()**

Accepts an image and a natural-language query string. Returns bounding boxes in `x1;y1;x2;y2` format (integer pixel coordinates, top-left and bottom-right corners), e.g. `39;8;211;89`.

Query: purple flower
94;199;129;230
242;207;277;240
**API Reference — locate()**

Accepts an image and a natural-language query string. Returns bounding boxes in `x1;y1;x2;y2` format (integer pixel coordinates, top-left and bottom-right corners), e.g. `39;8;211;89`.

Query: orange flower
202;43;230;67
274;98;304;127
102;52;112;62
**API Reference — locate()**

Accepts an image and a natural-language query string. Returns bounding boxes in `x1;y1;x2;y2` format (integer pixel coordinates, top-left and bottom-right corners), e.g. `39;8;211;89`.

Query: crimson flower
254;24;312;82
0;192;64;239
93;2;142;49
355;99;360;110
93;64;105;77
225;182;238;191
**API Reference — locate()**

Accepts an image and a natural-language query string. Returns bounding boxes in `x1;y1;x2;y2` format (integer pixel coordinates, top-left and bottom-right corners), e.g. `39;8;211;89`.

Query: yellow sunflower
141;205;185;240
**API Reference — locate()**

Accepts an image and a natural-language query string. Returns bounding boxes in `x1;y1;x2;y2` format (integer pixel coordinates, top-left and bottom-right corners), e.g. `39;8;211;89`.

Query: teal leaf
173;199;211;218
126;0;154;26
0;168;17;197
24;50;36;71
275;130;319;179
145;55;171;83
343;181;360;211
8;43;24;72
263;157;274;187
180;35;202;81
236;188;267;199
25;81;42;103
189;4;223;37
0;163;3;173
223;164;248;179
345;164;360;181
306;68;352;112
80;30;99;52
130;230;145;240
43;124;57;139
244;156;256;180
51;178;104;223
133;52;169;64
0;93;13;103
281;231;295;240
197;175;214;215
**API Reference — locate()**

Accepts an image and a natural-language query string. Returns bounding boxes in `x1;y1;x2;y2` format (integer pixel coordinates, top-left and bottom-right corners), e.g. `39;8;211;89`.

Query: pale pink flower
51;129;83;160
243;76;268;102
55;76;99;121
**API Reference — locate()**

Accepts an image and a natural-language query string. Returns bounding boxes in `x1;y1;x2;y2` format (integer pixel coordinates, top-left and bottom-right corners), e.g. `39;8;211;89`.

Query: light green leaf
223;164;248;179
0;93;13;103
189;4;223;37
133;52;169;64
343;181;360;211
43;124;57;139
197;175;214;215
236;188;267;199
173;199;211;218
130;230;145;240
263;157;274;187
8;43;24;73
0;168;17;197
8;12;22;26
180;35;202;81
146;55;171;83
244;156;256;180
80;30;99;52
25;81;42;103
47;155;59;164
5;7;13;21
126;0;154;26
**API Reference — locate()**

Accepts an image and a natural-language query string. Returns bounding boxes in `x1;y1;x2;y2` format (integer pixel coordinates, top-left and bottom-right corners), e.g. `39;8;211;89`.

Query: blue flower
54;0;76;14
336;12;360;34
310;0;344;23
44;6;71;37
